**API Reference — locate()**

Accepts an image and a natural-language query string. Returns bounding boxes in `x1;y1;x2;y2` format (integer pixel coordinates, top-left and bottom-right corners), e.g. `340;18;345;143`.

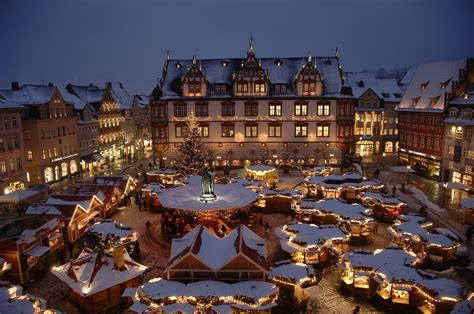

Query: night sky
1;0;473;95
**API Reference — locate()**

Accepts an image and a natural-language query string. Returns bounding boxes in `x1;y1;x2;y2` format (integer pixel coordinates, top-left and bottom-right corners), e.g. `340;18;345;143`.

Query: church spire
248;34;254;54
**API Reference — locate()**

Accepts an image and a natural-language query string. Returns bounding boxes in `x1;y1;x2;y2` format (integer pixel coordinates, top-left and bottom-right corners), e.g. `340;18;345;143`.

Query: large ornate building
150;44;355;168
397;59;469;180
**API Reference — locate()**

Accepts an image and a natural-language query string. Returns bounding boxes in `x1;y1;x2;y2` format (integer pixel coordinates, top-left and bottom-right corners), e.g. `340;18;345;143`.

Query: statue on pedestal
200;169;217;202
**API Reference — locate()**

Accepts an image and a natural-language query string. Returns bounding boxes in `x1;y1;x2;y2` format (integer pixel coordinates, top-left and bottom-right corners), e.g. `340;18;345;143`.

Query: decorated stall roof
158;178;259;212
341;248;465;301
269;262;315;286
46;194;102;212
275;222;348;254
92;175;135;194
0;281;57;313
295;199;371;220
75;184;120;204
86;220;138;243
167;224;267;272
361;192;406;206
51;247;146;297
126;277;277;312
307;172;383;189
389;214;459;248
0;189;41;204
246;165;275;173
450;299;474;313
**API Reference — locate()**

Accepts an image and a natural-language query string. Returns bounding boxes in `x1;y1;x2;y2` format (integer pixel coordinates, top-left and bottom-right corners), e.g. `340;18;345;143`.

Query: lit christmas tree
176;111;210;176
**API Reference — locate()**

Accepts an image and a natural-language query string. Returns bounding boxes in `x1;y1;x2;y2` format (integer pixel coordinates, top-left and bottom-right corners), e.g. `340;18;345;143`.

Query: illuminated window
255;83;265;93
268;123;282;137
269;103;282;116
295;124;308;137
317;103;330;116
456;127;463;139
303;82;316;95
317;125;329;137
245;124;258;137
198;124;209;137
221;123;234;137
27;151;33;161
237;83;248;93
188;83;201;96
295;102;308;116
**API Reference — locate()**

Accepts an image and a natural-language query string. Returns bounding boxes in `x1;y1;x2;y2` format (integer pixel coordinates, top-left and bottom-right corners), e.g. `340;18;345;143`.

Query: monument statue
200;169;217;202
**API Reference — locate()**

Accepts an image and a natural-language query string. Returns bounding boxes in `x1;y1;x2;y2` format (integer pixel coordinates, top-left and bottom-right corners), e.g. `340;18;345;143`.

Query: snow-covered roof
0;85;55;106
0;189;41;203
134;94;150;108
360;192;406;206
159;55;344;98
296;198;371;221
46;194;101;212
64;84;103;110
93;175;135;193
0;97;24;110
129;278;277;312
450;86;474;106
167;224;267;272
400;67;416;87
390;214;459;248
307;172;383;190
158;180;258;211
397;59;466;112
26;203;63;215
341;248;465;300
346;72;402;101
0;282;56;313
269;262;315;285
451;300;474;313
275;222;348;254
87;220;137;243
15;217;61;248
52;247;146;296
75;184;119;204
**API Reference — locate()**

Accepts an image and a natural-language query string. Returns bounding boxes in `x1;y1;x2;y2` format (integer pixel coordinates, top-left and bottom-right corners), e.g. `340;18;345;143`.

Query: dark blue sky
1;0;473;95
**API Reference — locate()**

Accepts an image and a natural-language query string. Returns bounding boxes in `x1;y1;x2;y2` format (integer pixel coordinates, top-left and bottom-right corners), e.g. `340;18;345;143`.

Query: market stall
302;166;333;178
0;281;57;313
360;192;407;222
257;189;302;214
245;165;279;185
275;222;349;265
145;168;181;186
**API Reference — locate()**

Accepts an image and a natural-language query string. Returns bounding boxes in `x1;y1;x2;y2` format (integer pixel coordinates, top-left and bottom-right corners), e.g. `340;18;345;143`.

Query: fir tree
175;111;209;176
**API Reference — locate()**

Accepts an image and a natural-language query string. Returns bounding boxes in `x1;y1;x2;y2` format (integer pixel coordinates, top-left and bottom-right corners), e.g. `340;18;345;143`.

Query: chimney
48;82;54;87
112;246;125;270
11;81;19;91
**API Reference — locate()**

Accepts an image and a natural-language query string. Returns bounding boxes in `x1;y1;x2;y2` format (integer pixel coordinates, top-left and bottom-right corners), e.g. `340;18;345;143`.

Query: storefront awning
27;246;50;257
81;153;105;164
93;153;105;161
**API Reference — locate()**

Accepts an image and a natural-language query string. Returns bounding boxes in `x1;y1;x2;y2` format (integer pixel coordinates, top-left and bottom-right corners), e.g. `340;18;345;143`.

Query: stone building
0;98;27;195
150;44;353;168
346;72;402;156
0;83;80;185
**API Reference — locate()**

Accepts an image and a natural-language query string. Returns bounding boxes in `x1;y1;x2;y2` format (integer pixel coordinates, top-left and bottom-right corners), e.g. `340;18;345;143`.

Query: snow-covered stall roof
269;262;315;286
158;180;259;211
0;281;57;313
159;55;344;98
52;247;146;297
92;175;135;193
341;248;465;301
295;199;371;220
0;189;41;203
75;184;119;204
87;220;138;243
361;192;406;206
307;172;383;189
397;59;466;112
128;277;277;312
46;194;102;213
450;300;474;313
275;222;348;254
167;224;267;272
389;214;459;248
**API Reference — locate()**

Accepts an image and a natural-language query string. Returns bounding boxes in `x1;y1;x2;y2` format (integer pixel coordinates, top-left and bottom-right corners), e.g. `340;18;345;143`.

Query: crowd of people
160;209;196;239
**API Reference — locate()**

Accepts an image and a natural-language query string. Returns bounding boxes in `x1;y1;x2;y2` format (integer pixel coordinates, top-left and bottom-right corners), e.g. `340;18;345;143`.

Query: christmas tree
176;111;210;176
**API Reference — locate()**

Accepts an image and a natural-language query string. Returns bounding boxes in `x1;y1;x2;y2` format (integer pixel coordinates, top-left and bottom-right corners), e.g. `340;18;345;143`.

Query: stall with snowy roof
0;281;58;313
158;175;259;229
0;215;65;284
461;198;474;226
86;219;140;260
302;166;333;178
124;277;278;313
360;192;407;222
141;183;166;209
268;261;317;308
305;172;383;201
388;214;461;270
145;168;181;186
164;224;267;282
92;175;136;197
292;198;374;243
75;184;121;217
26;194;103;243
339;248;468;313
52;246;146;313
257;189;301;214
245;165;278;185
275;222;348;265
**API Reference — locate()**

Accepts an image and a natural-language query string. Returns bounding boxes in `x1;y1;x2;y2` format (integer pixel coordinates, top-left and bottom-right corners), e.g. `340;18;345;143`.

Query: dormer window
430;96;440;106
463;110;472;119
420;81;429;90
237;83;248;93
188;83;201;97
382;93;390;98
449;109;458;118
357;80;365;88
440;79;451;89
176;61;182;69
233;48;269;96
303;82;316;96
255;83;265;93
412;97;420;106
214;84;227;95
182;59;207;97
295;56;323;96
464;93;469;100
394;93;402;98
274;84;287;94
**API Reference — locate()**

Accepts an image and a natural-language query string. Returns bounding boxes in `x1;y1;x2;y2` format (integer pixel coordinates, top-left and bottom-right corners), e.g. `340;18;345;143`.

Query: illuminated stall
75;184;121;217
305;172;383;201
302;166;333;178
245;165;279;185
360;192;407;222
275;222;349;265
292;199;374;243
339;248;467;313
145;168;181;186
258;189;302;214
0;281;58;313
388;215;461;270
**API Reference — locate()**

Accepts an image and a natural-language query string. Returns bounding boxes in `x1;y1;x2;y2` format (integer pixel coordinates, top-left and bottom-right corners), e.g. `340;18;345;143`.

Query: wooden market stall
0;281;57;312
275;222;349;265
302;166;333;178
145;168;181;186
93;175;137;197
52;247;146;313
360;192;407;222
75;184;121;217
245;165;279;185
339;248;468;314
388;214;461;270
257;189;301;214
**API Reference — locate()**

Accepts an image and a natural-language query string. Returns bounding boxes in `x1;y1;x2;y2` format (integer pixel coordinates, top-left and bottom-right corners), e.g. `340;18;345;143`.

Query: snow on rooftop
0;189;40;203
296;198;370;220
398;59;466;112
52;248;146;296
158;181;258;211
346;72;402;101
25;203;62;215
246;165;275;172
361;192;405;205
0;282;54;313
269;262;314;283
87;220;136;242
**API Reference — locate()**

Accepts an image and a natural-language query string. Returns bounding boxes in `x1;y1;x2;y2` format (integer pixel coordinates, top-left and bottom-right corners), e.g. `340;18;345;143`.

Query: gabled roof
64;84;104;110
92;175;134;193
397;59;466;112
52;247;146;296
75;184;119;204
0;85;56;106
167;224;267;272
46;194;102;212
345;72;402;101
158;55;344;98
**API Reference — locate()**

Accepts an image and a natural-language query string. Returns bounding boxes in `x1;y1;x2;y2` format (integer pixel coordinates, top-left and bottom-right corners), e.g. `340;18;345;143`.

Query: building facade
0;99;27;195
0;83;80;185
132;95;152;150
151;46;353;168
397;59;468;180
346;73;402;156
442;58;474;185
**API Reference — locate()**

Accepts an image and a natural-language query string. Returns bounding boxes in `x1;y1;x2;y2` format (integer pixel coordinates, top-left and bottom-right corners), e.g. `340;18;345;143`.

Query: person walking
392;185;397;197
465;227;472;245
